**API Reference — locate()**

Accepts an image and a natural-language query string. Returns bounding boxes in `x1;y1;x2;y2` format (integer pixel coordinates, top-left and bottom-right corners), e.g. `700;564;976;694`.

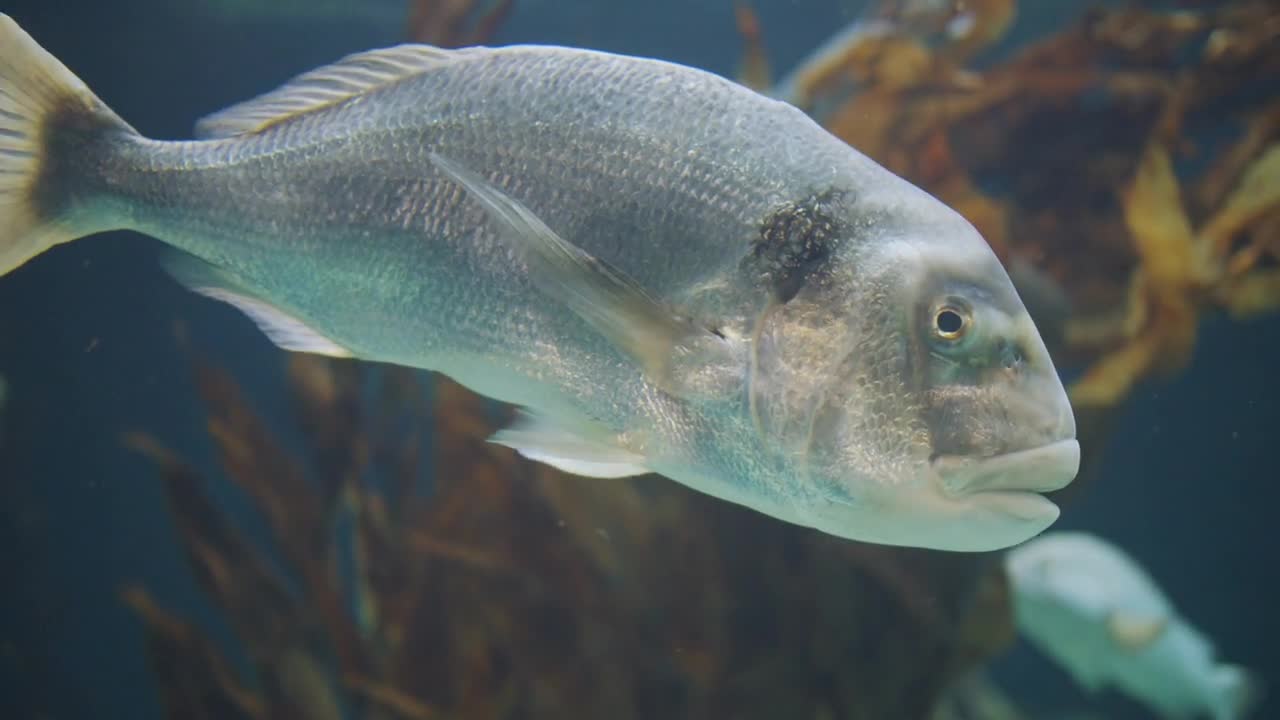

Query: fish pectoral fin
196;45;484;138
1106;611;1168;652
429;152;735;394
162;253;353;358
490;411;649;479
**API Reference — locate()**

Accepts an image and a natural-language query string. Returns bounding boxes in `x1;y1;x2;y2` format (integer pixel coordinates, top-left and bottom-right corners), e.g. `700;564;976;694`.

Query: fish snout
930;358;1079;499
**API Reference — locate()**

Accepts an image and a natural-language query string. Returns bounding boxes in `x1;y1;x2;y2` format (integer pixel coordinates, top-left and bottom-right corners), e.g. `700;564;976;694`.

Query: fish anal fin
195;45;482;138
196;288;353;358
490;411;648;479
163;253;352;358
1107;611;1168;652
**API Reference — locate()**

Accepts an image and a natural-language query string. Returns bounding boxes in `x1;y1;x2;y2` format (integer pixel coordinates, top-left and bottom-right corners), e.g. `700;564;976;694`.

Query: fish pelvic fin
429;152;738;396
491;410;649;479
195;44;483;139
162;253;353;358
1209;663;1264;720
0;14;137;276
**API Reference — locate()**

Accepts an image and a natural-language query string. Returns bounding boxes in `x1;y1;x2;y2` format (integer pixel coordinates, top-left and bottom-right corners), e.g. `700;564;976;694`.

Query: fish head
747;194;1077;551
1004;535;1129;686
1005;534;1095;605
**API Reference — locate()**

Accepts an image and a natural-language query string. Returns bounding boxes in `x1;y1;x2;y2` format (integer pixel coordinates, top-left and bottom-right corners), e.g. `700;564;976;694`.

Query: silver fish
1007;532;1262;720
0;15;1078;551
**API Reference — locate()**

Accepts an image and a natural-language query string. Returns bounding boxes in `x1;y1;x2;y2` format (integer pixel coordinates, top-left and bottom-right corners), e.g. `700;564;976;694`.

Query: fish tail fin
1210;663;1264;720
0;14;138;276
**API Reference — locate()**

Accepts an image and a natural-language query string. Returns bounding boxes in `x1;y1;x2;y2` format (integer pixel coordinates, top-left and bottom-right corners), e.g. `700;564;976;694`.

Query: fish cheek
922;375;1011;459
806;302;931;499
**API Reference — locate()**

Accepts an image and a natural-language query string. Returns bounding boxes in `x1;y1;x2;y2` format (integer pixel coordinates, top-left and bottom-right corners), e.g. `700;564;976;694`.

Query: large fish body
0;15;1077;551
1006;532;1261;719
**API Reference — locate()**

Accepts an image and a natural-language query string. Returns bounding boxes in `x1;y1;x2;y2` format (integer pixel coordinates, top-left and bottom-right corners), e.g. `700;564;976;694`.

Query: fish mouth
932;439;1080;500
797;439;1079;551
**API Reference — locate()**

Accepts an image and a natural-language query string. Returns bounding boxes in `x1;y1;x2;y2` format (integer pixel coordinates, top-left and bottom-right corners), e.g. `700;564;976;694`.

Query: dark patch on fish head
744;188;850;304
744;188;909;472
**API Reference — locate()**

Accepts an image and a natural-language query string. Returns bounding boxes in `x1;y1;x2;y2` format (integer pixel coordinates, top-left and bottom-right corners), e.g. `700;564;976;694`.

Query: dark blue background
0;2;1274;718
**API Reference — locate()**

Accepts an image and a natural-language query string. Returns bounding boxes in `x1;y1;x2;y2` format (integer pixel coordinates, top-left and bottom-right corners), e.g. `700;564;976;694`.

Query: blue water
0;2;1276;718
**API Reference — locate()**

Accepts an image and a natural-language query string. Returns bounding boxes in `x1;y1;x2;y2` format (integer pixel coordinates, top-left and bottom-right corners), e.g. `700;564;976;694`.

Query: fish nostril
1039;401;1074;441
999;340;1025;372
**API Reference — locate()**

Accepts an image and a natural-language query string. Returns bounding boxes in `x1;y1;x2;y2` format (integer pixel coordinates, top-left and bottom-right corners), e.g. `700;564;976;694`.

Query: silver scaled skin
0;15;1078;551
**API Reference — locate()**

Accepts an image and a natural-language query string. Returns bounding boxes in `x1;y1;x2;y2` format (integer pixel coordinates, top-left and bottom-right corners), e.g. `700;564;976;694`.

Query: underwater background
0;1;1276;718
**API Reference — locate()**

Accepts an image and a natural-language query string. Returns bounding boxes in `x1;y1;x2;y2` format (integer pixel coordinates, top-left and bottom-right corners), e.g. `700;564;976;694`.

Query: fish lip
932;439;1080;499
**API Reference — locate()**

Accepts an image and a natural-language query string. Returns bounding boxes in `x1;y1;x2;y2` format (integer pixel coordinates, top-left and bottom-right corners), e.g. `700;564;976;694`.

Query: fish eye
932;304;970;342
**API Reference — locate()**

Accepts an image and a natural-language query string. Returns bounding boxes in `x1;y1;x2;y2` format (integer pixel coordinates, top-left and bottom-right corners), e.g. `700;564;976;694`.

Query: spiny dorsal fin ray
195;44;485;139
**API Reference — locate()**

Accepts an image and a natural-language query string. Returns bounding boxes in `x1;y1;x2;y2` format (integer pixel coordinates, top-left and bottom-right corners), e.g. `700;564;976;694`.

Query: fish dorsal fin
195;44;480;138
491;410;649;479
162;253;353;358
1107;611;1168;652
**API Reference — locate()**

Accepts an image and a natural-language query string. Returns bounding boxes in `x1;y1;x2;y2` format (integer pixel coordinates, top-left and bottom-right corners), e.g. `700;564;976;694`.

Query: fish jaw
932;438;1080;497
915;438;1079;550
890;484;1063;552
800;484;1058;553
801;440;1078;551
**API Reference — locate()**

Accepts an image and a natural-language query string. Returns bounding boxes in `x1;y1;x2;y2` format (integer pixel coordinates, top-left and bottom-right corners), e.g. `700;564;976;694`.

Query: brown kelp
737;0;1280;485
406;0;515;46
124;352;1014;719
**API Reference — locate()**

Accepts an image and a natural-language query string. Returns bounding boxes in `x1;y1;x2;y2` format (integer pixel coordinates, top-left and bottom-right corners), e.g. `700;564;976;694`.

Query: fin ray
491;410;648;479
195;45;482;138
163;253;352;358
0;14;130;275
428;152;734;390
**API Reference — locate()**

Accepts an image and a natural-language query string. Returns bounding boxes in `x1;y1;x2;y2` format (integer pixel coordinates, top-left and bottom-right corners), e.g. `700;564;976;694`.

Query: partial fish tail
0;14;138;276
1211;663;1264;720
